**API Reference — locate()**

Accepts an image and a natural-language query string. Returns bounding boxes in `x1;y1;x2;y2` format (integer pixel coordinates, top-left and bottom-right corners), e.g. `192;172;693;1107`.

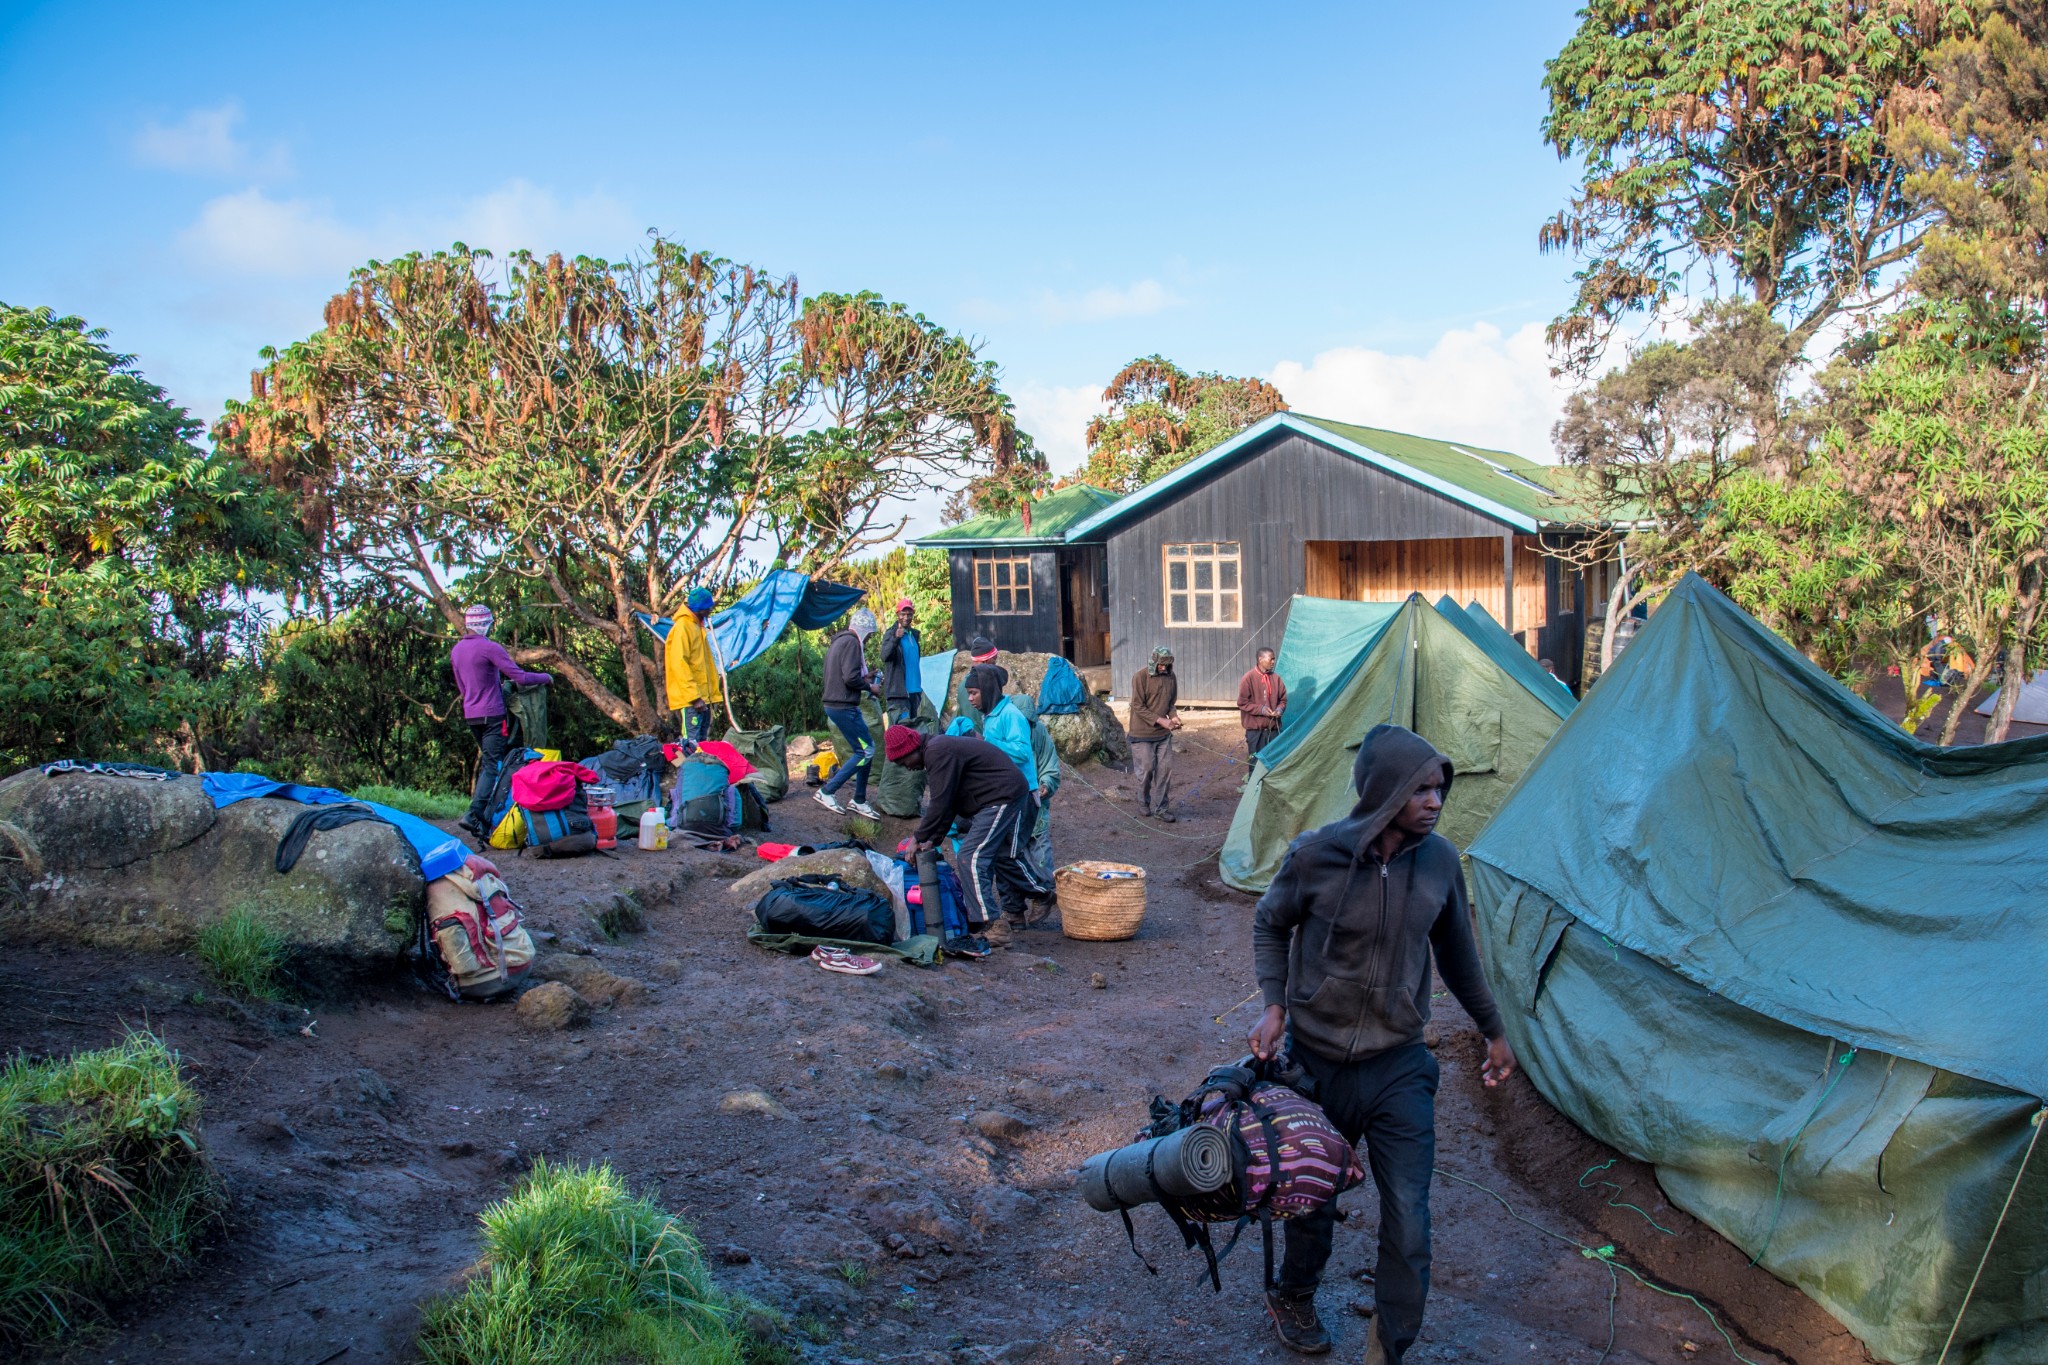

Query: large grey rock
943;650;1131;770
0;770;424;962
728;847;889;903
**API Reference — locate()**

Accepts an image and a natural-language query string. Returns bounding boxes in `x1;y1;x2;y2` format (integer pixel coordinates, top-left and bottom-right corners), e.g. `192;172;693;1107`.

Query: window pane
1220;542;1240;555
1220;593;1239;622
1195;594;1214;623
1166;544;1189;557
1015;588;1030;613
977;561;991;586
1169;562;1188;590
1194;562;1213;591
996;587;1012;612
1220;561;1238;590
1169;594;1189;623
978;589;993;612
1192;543;1214;557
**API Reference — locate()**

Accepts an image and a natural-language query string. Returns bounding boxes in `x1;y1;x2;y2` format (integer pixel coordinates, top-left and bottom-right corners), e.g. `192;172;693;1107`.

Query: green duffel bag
722;724;789;802
870;695;940;818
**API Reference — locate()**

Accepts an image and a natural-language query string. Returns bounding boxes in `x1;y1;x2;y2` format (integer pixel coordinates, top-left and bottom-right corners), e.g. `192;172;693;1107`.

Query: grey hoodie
1251;724;1505;1062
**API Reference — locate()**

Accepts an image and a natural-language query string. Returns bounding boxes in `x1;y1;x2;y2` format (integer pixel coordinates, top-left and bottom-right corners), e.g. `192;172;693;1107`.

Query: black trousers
1244;726;1278;760
953;798;1050;925
466;714;515;829
1278;1040;1439;1364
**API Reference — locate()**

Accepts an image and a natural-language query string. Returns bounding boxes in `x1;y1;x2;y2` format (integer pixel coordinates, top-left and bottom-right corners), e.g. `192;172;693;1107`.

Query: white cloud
1268;321;1578;462
177;188;370;279
444;180;644;257
134;102;291;178
1011;380;1106;474
1033;278;1182;325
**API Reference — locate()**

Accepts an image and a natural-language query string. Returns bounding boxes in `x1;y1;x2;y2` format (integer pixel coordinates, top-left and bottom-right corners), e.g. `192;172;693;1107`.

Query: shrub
195;907;289;1001
0;1032;224;1347
353;785;470;821
417;1159;781;1365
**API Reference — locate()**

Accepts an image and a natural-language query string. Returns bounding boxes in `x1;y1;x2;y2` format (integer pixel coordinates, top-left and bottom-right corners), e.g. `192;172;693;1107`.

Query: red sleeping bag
509;760;600;813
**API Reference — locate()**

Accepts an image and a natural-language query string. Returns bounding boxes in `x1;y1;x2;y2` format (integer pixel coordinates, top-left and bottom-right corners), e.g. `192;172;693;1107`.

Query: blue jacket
981;696;1039;795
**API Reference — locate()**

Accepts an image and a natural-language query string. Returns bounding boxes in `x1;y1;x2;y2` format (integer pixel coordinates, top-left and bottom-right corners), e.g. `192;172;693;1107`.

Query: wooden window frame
1162;541;1242;629
972;549;1035;616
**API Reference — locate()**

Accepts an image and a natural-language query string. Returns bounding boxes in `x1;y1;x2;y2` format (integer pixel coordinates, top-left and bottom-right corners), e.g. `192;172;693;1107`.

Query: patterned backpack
1125;1055;1364;1292
417;856;536;1000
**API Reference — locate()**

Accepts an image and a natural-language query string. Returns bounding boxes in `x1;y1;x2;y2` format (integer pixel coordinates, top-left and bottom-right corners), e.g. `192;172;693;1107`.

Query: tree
1541;0;1972;386
1079;356;1288;493
0;303;299;767
1550;303;1798;668
1827;306;2048;743
225;240;1013;732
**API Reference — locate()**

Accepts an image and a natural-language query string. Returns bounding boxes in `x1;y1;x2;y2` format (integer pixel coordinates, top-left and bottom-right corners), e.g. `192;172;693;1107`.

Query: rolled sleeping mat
1078;1124;1232;1212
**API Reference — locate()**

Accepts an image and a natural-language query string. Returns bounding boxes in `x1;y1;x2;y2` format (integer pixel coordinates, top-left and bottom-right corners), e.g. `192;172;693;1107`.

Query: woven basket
1056;861;1148;941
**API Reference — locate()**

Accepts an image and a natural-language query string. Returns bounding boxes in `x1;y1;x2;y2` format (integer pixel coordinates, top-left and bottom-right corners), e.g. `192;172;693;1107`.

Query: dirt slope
5;714;1873;1364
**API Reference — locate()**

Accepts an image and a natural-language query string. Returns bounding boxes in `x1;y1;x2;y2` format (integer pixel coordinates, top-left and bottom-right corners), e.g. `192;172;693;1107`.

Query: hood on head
965;664;1006;713
1349;724;1451;848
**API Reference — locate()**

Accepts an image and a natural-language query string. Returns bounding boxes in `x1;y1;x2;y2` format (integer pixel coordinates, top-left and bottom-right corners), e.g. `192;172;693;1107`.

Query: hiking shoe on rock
813;790;845;813
1265;1289;1331;1354
848;800;881;819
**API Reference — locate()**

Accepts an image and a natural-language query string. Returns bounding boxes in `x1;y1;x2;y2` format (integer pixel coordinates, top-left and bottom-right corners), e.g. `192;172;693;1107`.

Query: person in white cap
449;604;553;838
816;607;883;818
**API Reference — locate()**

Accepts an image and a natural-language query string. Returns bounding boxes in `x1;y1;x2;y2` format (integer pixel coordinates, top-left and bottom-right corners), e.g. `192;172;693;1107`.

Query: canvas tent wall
1218;594;1573;892
1466;574;2047;1365
1975;671;2048;724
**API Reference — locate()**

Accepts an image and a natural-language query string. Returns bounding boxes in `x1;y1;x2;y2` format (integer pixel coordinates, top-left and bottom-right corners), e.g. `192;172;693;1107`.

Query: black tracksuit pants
1278;1039;1439;1363
466;714;515;829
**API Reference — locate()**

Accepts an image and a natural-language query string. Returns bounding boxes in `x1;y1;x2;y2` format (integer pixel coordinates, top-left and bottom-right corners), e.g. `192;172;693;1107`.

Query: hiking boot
1264;1288;1331;1355
1153;808;1178;824
458;815;484;838
848;799;881;819
813;790;845;813
980;918;1017;948
1022;896;1056;927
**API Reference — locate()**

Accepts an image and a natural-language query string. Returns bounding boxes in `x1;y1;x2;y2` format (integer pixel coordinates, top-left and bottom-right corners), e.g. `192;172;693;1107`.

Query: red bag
509;760;599;813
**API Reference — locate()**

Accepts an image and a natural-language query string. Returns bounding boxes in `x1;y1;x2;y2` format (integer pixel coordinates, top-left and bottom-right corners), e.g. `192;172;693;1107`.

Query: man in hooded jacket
816;608;882;817
1247;724;1517;1362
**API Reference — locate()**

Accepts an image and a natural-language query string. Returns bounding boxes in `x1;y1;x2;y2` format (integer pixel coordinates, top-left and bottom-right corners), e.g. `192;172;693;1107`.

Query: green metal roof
1064;413;1603;542
912;483;1119;548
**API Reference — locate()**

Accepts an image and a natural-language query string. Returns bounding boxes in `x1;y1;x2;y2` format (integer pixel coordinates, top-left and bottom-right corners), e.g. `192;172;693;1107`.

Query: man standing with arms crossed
1248;723;1517;1362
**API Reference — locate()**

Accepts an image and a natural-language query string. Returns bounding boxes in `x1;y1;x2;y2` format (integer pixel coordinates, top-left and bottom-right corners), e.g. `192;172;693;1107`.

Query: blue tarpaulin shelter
633;571;866;672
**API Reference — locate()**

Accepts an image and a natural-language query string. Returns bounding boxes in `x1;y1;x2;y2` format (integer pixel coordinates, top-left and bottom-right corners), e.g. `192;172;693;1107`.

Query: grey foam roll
1079;1124;1232;1212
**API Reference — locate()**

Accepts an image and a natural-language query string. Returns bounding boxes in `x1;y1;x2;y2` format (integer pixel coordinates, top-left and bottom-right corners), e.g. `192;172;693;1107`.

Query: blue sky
1;1;1591;532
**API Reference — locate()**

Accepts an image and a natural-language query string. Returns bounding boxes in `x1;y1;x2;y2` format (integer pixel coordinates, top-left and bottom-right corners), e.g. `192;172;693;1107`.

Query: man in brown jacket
1128;645;1181;821
1237;646;1287;763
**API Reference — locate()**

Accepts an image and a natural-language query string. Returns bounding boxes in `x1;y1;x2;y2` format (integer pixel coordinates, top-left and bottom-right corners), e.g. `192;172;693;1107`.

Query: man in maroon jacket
1237;646;1287;763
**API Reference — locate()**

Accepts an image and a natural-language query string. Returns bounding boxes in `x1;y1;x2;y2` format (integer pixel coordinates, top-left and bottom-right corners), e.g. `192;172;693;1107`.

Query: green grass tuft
0;1032;224;1348
353;785;471;821
844;816;881;844
417;1158;786;1365
195;908;289;1001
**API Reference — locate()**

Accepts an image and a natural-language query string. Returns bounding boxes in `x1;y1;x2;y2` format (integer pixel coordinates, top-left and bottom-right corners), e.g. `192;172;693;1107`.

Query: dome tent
1467;574;2047;1365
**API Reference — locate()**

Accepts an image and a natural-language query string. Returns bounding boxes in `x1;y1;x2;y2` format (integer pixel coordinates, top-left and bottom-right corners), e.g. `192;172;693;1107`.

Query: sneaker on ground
1264;1289;1332;1355
811;945;882;976
942;934;990;959
813;790;845;813
848;800;881;819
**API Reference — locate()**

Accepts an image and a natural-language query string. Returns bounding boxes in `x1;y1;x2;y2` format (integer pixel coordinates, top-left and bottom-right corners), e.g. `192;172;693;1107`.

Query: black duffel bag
753;873;894;945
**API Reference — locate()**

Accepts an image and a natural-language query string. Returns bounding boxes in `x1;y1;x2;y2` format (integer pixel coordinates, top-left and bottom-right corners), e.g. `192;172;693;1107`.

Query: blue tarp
1035;656;1090;715
633;571;866;672
200;773;469;882
919;653;958;716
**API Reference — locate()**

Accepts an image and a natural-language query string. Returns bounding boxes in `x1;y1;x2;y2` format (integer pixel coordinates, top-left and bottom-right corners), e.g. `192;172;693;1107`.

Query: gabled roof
911;483;1118;549
1063;412;1602;541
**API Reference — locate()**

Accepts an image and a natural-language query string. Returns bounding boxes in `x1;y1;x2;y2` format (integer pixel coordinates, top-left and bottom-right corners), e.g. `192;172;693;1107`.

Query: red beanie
884;725;925;763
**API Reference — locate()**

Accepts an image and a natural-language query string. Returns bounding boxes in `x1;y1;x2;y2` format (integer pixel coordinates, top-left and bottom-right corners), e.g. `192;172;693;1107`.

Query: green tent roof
912;484;1118;547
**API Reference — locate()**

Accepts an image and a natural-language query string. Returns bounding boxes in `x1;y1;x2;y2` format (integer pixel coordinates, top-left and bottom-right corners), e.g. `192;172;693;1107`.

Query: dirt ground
5;712;1897;1365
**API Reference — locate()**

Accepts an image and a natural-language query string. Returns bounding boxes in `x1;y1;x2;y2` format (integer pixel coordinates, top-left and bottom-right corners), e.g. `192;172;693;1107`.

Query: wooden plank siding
946;548;1064;655
1103;431;1519;704
1059;546;1110;666
1304;536;1549;639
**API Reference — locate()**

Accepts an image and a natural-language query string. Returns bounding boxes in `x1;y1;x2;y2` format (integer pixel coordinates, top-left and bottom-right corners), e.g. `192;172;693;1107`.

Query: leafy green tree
1079;356;1288;493
0;303;298;767
225;241;1013;732
1541;0;1973;376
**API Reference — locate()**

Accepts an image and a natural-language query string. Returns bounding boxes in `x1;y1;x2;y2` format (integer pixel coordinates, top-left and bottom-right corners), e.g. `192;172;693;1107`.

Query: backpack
672;751;735;836
753;873;895;945
577;738;671;820
1121;1056;1363;1292
417;859;536;1000
903;857;970;941
522;787;597;857
510;760;598;813
722;725;789;802
482;747;544;833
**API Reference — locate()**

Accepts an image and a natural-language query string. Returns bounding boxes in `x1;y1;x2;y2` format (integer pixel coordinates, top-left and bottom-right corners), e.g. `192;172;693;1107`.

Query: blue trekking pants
821;705;873;802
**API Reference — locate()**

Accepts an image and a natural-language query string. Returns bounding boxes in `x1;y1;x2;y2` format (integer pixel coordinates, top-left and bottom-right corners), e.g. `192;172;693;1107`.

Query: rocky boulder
727;847;890;903
0;770;424;964
942;649;1131;770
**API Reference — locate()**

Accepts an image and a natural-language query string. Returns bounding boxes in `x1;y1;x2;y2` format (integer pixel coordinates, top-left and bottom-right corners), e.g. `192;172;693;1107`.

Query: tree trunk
510;644;637;729
1984;638;2027;745
1937;657;1994;747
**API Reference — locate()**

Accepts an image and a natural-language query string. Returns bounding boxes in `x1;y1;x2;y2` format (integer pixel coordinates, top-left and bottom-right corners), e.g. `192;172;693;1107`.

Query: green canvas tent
1467;574;2047;1365
1218;594;1574;892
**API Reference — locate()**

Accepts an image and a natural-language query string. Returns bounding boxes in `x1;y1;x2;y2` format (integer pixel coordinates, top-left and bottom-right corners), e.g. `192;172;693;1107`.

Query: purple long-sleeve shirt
450;634;552;720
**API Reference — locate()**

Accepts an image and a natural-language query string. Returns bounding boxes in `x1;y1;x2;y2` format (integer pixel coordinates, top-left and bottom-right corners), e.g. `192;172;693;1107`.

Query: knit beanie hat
464;604;494;633
969;634;999;663
883;725;924;763
687;586;714;614
851;607;879;639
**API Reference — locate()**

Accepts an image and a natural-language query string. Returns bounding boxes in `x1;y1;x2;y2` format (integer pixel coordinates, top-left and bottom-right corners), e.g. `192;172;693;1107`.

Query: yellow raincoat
664;612;722;709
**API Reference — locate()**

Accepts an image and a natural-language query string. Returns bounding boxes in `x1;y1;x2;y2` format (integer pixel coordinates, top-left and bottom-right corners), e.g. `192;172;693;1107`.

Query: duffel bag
753;873;894;945
510;759;600;813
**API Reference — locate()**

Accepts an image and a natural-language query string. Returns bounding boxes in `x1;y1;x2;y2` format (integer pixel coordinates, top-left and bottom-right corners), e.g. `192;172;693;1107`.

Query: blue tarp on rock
200;773;468;881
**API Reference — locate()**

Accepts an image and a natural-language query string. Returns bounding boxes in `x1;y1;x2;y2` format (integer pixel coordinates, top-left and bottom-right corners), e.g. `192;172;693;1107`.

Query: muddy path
6;713;1874;1364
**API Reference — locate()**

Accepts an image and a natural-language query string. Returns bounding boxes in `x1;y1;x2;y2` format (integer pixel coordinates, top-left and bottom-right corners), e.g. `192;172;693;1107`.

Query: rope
1749;1047;1856;1267
1578;1160;1677;1235
1934;1104;2046;1365
1434;1166;1766;1365
1056;760;1214;845
1189;595;1295;699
